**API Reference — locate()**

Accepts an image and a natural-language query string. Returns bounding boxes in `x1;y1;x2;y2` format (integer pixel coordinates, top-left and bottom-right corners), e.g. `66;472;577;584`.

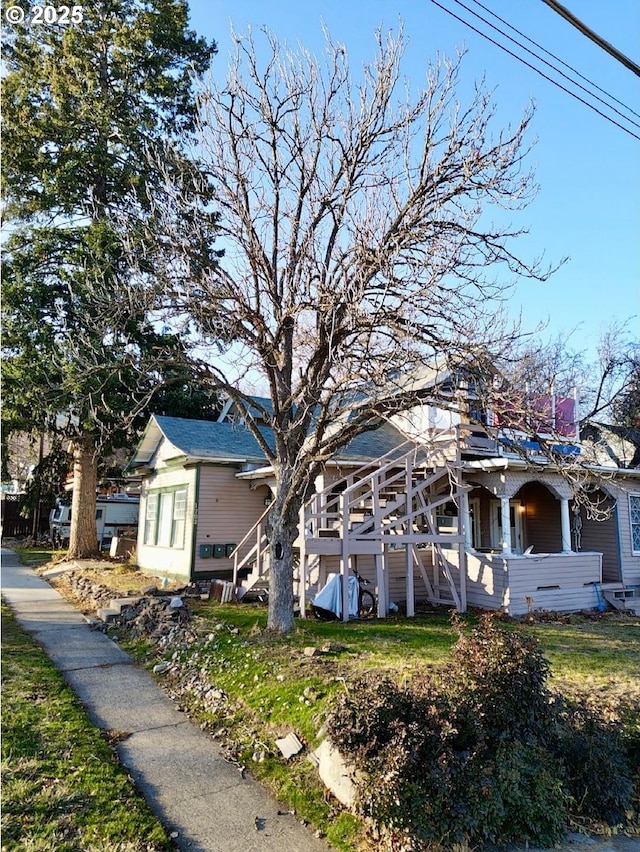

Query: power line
427;0;640;142
450;0;640;130
468;0;640;121
541;0;640;78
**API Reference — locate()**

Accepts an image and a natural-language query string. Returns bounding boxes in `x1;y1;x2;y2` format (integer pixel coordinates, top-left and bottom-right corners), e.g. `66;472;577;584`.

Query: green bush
443;614;556;746
554;698;633;825
326;614;633;850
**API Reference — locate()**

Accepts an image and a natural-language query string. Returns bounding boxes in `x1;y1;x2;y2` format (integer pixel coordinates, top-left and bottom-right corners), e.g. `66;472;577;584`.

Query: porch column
560;498;572;553
405;456;415;617
298;505;307;618
460;489;472;549
500;497;512;554
340;493;350;622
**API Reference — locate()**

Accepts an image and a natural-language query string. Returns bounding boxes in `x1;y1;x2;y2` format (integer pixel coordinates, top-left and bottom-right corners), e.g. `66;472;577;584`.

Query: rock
310;740;357;809
303;646;320;657
321;642;346;653
303;686;320;702
276;732;304;759
153;661;170;674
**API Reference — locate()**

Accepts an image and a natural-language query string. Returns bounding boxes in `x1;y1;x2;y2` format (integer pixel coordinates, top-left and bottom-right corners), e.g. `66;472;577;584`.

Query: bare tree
144;25;557;633
490;322;638;433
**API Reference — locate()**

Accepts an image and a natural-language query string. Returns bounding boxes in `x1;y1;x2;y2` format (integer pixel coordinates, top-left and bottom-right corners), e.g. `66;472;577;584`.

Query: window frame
144;492;159;545
171;488;187;548
143;487;188;550
630;493;640;556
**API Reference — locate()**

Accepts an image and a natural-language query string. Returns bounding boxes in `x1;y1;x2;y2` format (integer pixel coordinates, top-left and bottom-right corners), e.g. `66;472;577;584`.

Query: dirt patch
41;557;185;613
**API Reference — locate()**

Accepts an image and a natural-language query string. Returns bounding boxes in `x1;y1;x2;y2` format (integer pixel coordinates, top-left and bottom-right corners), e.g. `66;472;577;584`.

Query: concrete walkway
1;548;332;852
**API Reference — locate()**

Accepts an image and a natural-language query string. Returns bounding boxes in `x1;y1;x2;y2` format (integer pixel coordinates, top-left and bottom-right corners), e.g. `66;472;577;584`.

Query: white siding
136;466;197;580
463;551;602;616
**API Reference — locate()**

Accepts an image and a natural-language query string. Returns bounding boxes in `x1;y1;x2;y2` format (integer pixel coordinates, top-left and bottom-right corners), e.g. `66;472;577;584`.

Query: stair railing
231;504;271;587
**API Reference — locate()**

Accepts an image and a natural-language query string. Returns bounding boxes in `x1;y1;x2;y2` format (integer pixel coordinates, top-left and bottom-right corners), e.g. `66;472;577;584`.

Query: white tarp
312;573;359;619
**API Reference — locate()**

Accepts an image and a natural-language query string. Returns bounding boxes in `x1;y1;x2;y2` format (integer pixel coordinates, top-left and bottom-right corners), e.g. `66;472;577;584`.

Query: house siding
608;480;640;586
193;465;269;577
518;481;562;553
575;490;621;582
463;551;602;615
313;548;444;610
136;466;197;580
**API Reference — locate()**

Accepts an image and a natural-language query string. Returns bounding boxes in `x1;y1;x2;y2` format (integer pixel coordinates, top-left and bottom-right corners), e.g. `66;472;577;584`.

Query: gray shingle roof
334;422;409;462
153;416;275;462
132;413;408;468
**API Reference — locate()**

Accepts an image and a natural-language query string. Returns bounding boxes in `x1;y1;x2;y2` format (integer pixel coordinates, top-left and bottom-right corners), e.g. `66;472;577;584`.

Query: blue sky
187;0;639;360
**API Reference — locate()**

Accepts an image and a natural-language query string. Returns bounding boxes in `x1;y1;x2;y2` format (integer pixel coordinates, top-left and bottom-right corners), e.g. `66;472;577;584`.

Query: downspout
190;463;201;581
613;499;625;584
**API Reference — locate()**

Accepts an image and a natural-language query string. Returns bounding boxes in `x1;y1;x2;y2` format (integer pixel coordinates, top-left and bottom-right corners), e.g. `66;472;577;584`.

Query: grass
8;549;640;850
125;599;640;849
0;600;173;852
187;601;640;693
12;544;62;566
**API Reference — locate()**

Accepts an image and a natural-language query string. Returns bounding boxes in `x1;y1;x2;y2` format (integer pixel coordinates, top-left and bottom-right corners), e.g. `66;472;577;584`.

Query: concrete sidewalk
1;548;332;852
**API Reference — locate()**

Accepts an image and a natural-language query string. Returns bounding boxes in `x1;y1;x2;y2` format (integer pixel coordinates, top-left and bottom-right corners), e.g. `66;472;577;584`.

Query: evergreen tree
1;1;217;557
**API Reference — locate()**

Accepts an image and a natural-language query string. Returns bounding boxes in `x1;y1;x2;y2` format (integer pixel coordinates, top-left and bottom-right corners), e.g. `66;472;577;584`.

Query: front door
490;500;523;553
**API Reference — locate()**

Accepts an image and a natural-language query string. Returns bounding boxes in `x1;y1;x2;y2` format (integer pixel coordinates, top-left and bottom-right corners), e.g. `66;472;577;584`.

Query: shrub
326;615;633;850
554;698;633;825
443;614;556;746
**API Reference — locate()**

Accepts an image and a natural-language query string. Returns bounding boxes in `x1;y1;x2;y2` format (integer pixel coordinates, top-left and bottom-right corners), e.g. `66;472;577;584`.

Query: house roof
333;421;409;462
129;413;408;471
129;415;275;469
580;421;640;469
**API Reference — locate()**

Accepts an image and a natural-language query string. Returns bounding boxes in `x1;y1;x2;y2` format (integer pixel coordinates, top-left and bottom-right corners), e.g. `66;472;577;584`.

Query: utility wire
427;0;640;142
468;0;640;120
449;0;640;130
541;0;640;78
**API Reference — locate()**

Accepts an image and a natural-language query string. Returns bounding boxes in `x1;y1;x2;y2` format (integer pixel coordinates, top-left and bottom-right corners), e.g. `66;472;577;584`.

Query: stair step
108;597;142;613
602;586;640;615
97;607;120;623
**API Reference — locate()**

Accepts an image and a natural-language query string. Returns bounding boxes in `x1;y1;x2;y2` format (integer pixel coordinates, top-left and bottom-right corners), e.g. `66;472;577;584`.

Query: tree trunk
30;432;45;539
266;495;300;634
67;434;100;559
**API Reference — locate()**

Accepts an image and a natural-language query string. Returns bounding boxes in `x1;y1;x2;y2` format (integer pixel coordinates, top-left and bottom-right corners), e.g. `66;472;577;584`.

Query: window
144;493;158;545
630;495;640;554
143;488;188;549
172;488;187;547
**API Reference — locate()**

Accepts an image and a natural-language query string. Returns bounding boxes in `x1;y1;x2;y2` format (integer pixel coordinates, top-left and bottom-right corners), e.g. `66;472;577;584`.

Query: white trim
491;499;523;554
629;493;640;556
469;497;482;549
143;485;188;550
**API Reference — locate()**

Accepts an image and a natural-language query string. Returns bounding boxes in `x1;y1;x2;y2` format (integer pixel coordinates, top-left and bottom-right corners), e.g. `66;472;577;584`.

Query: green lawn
124;600;639;848
1;601;172;852
6;549;640;850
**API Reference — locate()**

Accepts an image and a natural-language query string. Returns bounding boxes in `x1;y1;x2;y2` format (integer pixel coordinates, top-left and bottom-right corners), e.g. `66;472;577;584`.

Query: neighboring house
128;393;640;618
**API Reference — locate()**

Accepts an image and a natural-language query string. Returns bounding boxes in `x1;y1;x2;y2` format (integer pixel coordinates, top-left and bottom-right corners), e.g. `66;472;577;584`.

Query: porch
461;549;603;616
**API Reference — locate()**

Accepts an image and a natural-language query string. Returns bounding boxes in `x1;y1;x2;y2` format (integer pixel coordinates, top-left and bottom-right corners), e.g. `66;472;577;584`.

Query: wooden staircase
298;441;468;619
233;439;469;620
